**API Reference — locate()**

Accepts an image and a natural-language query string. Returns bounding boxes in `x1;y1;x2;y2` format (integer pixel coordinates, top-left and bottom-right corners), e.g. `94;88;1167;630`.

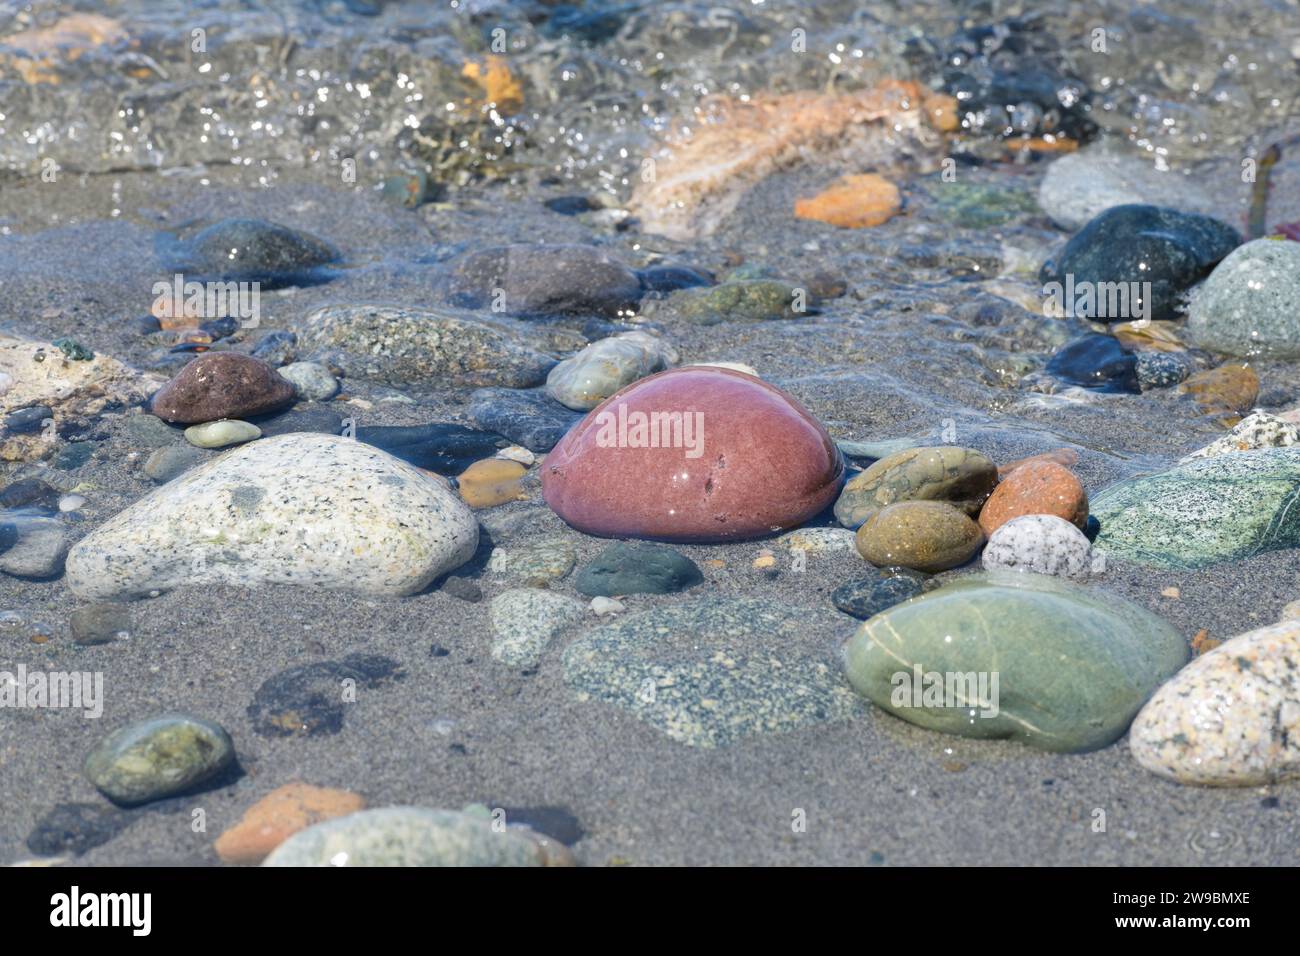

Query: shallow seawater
0;0;1298;867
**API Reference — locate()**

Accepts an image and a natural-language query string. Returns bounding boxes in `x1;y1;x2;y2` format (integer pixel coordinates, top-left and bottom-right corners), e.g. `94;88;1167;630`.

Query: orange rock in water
794;174;901;228
214;782;365;864
979;461;1088;536
0;14;126;85
458;458;527;509
461;55;523;113
1178;363;1259;427
997;448;1079;480
922;92;960;133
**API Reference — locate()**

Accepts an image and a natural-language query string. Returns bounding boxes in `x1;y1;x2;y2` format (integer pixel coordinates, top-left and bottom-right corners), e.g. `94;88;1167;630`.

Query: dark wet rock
250;405;344;438
70;603;133;645
541;4;631;43
122;413;184;449
354;423;507;474
440;575;483;603
1046;334;1139;392
832;569;928;620
4;405;52;435
574;542;704;596
200;316;240;340
84;714;236;806
149;352;296;424
544;195;597;215
490;805;585;845
805;270;848;300
251;330;299;367
655;279;811;324
919;16;1097;143
0;477;61;511
157;218;340;287
248;654;404;738
143;443;207;483
53;441;97;470
1039;205;1241;322
637;264;713;295
1136;350;1195;391
299;304;556;388
0;515;69;578
445;244;643;317
26;803;138;858
468;387;584;452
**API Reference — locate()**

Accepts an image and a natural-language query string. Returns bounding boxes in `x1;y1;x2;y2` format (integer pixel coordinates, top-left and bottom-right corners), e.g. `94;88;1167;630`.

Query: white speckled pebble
65;432;478;599
1130;620;1300;786
777;526;857;555
489;588;585;668
184;419;261;448
981;513;1091;579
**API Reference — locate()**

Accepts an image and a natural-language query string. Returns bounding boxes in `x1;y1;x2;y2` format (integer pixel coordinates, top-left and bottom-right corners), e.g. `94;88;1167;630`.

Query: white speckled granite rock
1130;620;1300;786
66;433;477;599
277;361;339;401
545;331;677;411
262;807;557;866
776;526;857;555
1179;411;1300;462
982;514;1092;579
489;588;585;668
1186;239;1300;357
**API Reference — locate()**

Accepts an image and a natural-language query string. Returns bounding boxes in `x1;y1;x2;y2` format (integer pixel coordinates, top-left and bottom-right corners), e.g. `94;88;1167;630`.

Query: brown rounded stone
214;782;365;864
978;460;1088;536
541;366;844;542
855;500;984;573
149;352;296;424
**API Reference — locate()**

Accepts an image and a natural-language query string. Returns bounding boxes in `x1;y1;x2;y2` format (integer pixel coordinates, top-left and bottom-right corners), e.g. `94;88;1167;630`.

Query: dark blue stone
1046;334;1140;393
354;422;508;474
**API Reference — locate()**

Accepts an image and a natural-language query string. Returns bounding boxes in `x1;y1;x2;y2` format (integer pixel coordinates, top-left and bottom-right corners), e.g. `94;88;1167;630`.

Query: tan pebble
458;458;527;509
1161;586;1181;599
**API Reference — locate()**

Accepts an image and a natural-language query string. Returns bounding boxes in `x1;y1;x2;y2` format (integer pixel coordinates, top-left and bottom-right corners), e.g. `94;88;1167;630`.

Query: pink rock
541;367;844;542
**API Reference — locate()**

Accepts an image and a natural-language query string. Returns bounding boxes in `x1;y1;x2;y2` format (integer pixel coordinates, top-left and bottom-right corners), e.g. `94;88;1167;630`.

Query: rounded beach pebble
981;513;1092;579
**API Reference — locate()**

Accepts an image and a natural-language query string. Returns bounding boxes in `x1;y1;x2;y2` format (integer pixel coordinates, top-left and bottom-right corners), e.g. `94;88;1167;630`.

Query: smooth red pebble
541;367;845;542
978;460;1088;536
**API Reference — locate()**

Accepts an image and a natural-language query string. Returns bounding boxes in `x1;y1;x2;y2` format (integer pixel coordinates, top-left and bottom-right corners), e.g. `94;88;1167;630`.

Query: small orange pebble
751;550;777;570
214;782;366;864
461;55;523;113
922;92;960;132
1161;586;1181;599
457;458;527;509
1007;135;1079;155
705;559;726;569
151;290;203;330
997;448;1079;480
1190;629;1221;656
794;173;901;229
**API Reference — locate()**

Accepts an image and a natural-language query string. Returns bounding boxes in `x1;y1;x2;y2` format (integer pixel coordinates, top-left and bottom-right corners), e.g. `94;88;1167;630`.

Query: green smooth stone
84;713;235;805
834;445;998;529
184;419;261;448
1092;448;1300;569
842;571;1188;752
668;280;810;324
574;541;703;596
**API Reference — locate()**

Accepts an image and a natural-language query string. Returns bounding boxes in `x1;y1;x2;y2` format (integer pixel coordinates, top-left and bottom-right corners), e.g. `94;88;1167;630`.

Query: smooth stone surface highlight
149;352;296;425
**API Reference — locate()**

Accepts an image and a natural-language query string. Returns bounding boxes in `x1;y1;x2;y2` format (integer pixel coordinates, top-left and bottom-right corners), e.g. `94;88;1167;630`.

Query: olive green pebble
184;419;262;449
834;445;998;529
83;713;235;805
855;500;984;573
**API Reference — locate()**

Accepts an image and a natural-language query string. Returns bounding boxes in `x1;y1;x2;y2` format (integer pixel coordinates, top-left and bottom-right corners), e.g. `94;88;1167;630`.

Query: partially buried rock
469;387;584;452
1092;448;1300;570
262;807;563;866
842;571;1188;752
489;588;586;669
655;280;811;324
545;331;677;411
1186;238;1300;357
1129;619;1300;786
0;515;69;579
855;501;984;573
562;597;864;748
445;244;643;317
142;443;206;483
215;782;366;864
834;445;998;529
66;433;478;599
542;367;845;542
70;603;132;645
831;568;927;620
574;541;703;596
981;514;1092;579
157;218;339;287
978;460;1088;536
1045;334;1138;393
355;423;507;475
84;713;235;806
1037;148;1219;231
1039;204;1240;322
149;352;295;424
299;304;555;389
184;419;261;449
248;654;403;737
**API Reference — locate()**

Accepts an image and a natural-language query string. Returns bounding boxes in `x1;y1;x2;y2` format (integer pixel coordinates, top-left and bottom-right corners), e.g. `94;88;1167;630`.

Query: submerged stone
1186;238;1300;357
1045;334;1139;393
83;713;235;806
